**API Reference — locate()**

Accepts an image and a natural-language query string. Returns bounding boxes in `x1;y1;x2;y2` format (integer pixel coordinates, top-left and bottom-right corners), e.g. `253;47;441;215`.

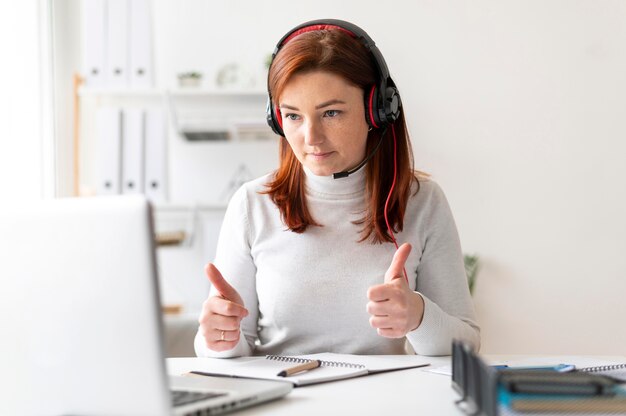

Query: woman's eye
284;113;300;121
324;110;341;117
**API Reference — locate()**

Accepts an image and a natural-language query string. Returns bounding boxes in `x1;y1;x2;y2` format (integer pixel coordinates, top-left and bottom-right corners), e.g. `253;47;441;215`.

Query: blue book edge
498;384;626;407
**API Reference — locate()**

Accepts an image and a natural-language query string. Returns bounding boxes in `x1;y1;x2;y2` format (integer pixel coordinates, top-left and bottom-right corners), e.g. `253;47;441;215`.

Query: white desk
167;355;626;415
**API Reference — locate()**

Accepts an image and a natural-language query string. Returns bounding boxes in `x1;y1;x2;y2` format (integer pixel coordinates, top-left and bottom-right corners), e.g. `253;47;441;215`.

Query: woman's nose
303;119;324;146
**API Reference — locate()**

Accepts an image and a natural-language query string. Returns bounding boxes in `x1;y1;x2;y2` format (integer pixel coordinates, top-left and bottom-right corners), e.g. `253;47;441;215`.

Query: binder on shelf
106;0;130;87
95;108;122;195
144;109;167;202
122;108;145;194
129;0;153;88
81;0;107;86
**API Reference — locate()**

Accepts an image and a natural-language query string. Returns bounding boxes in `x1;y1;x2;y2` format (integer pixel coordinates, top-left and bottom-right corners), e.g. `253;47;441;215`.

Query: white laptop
0;195;292;416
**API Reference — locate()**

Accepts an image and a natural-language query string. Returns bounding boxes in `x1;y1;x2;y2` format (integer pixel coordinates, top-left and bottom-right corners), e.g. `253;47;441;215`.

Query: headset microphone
332;128;387;179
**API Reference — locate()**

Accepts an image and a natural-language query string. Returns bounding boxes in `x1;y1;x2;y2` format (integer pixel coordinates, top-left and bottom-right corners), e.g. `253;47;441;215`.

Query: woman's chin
306;166;335;177
304;161;358;177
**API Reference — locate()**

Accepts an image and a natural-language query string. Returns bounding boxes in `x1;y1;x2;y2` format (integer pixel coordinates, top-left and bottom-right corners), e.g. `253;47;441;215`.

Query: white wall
52;0;81;197
0;0;53;201
53;0;626;354
405;2;626;355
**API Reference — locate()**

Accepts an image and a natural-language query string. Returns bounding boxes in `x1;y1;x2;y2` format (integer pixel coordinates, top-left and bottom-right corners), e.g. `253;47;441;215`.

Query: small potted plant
464;254;480;295
177;71;203;87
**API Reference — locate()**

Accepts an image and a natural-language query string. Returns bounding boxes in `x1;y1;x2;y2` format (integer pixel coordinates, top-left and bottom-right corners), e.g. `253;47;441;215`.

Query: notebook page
295;353;431;372
188;355;367;386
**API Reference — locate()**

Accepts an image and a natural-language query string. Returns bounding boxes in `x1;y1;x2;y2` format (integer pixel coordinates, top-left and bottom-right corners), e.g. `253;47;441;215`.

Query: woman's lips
308;151;334;160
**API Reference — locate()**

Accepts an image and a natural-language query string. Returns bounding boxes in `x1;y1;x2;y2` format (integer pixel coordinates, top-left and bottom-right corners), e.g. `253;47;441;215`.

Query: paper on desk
424;365;452;376
425;357;626;380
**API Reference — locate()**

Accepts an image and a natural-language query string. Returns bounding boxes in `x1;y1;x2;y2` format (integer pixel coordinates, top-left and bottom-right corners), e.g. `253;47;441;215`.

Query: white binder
144;108;167;202
106;0;129;87
81;0;107;86
95;108;122;194
129;0;153;88
122;108;145;194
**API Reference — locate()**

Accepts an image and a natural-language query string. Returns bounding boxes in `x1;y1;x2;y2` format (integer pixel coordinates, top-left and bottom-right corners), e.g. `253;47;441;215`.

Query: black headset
266;19;402;137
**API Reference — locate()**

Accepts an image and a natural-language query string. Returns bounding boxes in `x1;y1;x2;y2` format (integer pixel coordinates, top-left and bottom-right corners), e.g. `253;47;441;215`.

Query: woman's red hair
263;29;418;244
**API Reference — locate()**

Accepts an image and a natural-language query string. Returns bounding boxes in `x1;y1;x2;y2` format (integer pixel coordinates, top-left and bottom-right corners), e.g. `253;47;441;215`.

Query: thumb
205;263;244;305
384;243;412;283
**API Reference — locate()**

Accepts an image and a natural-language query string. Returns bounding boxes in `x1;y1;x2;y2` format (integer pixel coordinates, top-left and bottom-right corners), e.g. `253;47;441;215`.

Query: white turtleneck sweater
194;166;480;357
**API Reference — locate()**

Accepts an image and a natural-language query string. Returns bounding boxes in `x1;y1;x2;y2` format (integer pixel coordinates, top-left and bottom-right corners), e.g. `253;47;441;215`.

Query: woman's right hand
198;263;249;352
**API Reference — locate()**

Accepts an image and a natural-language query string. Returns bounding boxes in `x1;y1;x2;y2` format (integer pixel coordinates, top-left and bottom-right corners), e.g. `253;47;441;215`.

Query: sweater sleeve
405;181;481;355
194;185;258;358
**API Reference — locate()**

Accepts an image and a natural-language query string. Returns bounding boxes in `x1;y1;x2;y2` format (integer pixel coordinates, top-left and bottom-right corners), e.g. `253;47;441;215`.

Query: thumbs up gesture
198;263;249;352
366;243;425;338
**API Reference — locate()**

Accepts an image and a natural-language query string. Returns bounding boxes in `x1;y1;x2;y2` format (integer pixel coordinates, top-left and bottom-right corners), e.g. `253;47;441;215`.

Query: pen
277;360;322;377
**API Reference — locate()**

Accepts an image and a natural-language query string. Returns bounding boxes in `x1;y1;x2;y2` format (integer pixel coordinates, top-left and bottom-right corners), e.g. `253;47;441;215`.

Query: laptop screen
0;196;171;415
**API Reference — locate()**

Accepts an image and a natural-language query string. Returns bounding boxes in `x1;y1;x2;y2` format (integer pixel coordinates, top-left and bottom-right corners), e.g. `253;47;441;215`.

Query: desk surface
167;355;626;416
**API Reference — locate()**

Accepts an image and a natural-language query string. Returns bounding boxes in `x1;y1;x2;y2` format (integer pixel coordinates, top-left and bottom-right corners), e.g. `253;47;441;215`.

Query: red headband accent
368;86;379;129
275;105;283;130
281;24;356;46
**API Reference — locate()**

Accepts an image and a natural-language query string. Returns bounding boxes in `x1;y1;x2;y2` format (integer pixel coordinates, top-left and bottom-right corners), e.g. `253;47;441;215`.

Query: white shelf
78;86;267;98
167;88;266;97
77;86;162;97
153;202;228;212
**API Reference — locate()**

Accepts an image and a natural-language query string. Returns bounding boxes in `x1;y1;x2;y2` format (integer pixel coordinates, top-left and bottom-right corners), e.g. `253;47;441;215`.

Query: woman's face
278;70;369;176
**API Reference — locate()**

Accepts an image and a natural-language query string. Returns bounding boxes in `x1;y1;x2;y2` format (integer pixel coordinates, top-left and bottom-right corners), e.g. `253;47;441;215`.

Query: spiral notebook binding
266;355;365;369
579;363;626;373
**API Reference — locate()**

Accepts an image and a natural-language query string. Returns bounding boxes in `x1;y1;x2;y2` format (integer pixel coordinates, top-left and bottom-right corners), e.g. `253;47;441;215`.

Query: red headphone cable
383;123;409;283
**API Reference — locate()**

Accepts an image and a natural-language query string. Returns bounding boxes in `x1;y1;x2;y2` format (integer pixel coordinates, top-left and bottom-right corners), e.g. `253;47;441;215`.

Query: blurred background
1;0;625;356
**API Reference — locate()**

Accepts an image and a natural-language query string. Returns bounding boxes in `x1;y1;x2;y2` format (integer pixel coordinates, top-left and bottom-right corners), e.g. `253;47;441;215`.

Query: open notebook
578;363;626;382
187;353;430;386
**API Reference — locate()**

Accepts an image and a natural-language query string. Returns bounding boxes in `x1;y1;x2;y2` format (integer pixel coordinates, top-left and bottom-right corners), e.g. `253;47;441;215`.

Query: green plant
463;254;480;295
177;71;202;80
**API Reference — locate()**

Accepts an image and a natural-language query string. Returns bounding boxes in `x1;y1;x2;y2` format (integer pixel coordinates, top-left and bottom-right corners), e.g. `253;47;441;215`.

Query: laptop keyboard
171;390;226;407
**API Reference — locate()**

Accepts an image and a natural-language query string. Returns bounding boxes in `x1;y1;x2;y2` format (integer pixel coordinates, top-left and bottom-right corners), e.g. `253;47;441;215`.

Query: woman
195;19;480;357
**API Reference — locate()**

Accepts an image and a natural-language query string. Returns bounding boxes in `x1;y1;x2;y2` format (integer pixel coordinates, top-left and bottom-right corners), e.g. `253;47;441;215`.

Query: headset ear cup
384;86;401;123
266;98;285;136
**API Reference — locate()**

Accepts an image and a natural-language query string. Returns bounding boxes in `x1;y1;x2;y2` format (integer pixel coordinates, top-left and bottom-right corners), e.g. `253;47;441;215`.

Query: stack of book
498;367;626;413
451;340;626;415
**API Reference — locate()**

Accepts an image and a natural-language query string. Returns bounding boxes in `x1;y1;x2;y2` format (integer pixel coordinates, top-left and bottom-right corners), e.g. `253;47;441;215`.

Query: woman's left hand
366;243;425;338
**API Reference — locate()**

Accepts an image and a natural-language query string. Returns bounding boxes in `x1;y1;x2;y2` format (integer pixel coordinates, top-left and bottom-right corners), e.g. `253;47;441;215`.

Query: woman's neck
302;164;366;197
